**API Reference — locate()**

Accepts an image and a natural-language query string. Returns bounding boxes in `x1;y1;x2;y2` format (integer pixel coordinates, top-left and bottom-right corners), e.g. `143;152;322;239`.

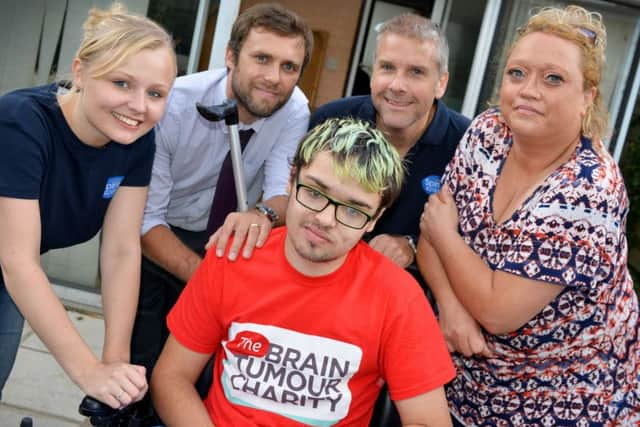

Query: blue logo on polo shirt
103;176;124;199
421;175;442;195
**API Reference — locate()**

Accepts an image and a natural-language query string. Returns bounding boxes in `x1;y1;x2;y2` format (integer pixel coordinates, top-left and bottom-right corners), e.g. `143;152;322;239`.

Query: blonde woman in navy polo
0;3;176;409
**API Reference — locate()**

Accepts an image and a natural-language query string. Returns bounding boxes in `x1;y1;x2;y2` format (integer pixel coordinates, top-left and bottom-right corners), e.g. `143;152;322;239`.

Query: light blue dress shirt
142;69;310;234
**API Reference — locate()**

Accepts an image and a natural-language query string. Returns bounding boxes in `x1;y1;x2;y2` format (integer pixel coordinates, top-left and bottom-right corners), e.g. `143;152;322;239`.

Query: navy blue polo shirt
310;96;470;292
0;83;154;264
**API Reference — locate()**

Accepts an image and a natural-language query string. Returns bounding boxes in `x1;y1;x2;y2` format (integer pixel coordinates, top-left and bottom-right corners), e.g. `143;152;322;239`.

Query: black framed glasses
295;180;375;229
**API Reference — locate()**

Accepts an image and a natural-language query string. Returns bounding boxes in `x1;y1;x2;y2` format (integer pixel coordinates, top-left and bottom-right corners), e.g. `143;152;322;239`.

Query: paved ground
0;309;102;427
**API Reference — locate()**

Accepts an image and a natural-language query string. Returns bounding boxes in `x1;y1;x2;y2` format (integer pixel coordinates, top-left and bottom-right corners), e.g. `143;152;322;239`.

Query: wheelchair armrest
79;396;115;417
79;395;137;427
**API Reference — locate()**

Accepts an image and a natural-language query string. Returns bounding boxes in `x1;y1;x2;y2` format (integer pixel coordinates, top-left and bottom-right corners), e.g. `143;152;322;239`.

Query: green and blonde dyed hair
291;118;404;209
513;5;608;141
74;2;175;80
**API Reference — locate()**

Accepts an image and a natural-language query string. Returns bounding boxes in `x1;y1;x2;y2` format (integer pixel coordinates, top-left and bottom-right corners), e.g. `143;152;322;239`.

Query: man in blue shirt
310;14;470;296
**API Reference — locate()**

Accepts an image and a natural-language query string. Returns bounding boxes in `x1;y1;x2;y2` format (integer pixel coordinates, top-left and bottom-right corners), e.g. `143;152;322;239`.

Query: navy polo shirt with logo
310;96;470;293
0;83;154;266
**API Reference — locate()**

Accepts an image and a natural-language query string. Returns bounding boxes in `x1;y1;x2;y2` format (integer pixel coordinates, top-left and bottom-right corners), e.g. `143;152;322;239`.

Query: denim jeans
0;281;24;400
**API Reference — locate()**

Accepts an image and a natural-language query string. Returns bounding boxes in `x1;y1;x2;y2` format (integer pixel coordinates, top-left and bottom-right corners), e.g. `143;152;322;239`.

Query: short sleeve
0;96;48;199
441;128;471;197
443;109;507;201
380;287;455;401
167;250;225;354
141;106;182;234
441;116;487;200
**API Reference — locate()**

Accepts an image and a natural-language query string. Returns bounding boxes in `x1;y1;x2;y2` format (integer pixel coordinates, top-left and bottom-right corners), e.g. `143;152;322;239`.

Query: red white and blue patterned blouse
444;108;640;426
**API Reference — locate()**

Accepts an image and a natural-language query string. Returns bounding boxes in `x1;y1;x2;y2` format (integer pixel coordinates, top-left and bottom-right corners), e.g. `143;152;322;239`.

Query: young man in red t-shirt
151;118;455;426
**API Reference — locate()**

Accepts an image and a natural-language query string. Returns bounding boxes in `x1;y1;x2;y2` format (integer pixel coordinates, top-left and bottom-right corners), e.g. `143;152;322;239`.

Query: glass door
435;0;490;113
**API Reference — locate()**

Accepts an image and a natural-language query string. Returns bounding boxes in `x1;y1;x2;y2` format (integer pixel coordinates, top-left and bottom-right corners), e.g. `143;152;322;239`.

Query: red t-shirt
168;227;454;426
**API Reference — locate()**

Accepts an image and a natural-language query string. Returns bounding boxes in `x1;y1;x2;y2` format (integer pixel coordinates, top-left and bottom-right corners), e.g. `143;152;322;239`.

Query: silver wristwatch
404;235;417;255
255;203;279;226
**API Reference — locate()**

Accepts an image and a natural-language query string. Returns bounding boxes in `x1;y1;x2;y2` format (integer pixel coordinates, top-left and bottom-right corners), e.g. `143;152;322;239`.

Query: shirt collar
359;97;378;123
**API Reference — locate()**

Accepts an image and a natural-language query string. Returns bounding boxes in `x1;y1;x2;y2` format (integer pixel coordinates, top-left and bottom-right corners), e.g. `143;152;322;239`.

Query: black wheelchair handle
79;395;116;417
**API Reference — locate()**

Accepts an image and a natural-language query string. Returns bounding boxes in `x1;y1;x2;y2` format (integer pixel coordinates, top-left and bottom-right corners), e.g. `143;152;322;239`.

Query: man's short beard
231;73;288;118
291;237;339;263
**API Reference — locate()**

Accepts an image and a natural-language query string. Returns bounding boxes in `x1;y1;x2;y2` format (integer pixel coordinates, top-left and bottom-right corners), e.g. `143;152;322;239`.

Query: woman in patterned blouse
417;5;639;426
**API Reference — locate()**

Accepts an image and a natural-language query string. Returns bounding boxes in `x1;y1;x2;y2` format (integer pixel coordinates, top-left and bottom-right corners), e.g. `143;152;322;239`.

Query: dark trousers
130;225;209;380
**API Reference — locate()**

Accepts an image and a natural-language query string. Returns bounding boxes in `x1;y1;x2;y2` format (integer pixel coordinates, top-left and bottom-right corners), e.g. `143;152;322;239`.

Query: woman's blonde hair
512;5;608;141
74;2;175;80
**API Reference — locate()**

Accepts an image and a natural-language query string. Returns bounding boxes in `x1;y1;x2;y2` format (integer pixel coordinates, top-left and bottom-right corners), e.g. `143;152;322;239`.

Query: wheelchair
75;254;402;426
75;384;400;427
78;395;159;427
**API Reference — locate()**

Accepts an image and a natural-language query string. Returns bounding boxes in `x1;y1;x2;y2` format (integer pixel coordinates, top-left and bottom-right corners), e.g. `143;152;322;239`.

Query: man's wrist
255;203;279;226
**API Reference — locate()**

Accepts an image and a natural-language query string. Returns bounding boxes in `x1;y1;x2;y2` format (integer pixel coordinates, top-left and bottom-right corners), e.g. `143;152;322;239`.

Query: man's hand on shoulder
206;209;272;261
368;234;415;268
206;196;286;260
